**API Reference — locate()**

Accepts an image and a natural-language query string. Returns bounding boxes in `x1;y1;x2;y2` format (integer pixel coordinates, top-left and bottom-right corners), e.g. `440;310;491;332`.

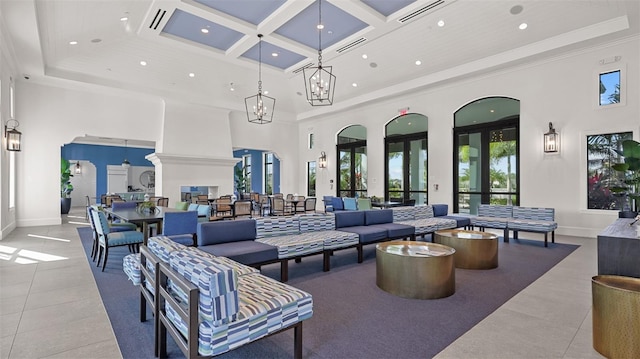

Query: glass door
385;133;428;204
338;143;367;198
454;121;519;213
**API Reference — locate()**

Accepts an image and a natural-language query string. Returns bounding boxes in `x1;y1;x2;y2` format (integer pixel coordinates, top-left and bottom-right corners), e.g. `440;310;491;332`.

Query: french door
385;133;428;204
337;141;367;197
454;119;519;214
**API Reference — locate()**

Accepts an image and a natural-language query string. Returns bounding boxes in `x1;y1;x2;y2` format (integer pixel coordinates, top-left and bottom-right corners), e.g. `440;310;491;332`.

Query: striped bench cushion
166;272;313;356
392;207;416;222
183;247;259;277
300;230;359;250
512;207;554;221
298;213;335;232
123;253;141;286
471;216;510;229
255;235;324;259
169;250;239;326
399;218;456;235
508;219;558;232
255;217;300;239
477;204;513;218
413;205;435;220
148;236;188;263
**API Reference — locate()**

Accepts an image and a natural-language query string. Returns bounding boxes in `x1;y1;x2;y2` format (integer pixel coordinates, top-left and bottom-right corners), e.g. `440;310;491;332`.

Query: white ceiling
2;0;639;120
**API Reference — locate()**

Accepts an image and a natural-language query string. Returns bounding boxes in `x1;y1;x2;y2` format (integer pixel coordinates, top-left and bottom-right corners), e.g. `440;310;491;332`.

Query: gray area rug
77;227;578;359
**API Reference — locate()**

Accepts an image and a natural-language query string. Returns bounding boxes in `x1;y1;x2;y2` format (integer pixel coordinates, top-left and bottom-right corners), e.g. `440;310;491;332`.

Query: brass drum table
376;241;455;299
433;229;498;269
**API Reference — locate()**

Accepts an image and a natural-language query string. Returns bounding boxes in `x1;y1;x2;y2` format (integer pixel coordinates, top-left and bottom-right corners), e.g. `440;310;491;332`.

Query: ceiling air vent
398;0;445;23
336;38;367;54
149;9;167;30
292;63;314;75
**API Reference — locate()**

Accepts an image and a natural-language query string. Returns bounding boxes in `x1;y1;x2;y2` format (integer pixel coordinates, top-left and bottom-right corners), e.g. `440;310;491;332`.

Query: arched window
337;125;367;197
454;97;520;214
384;113;428;204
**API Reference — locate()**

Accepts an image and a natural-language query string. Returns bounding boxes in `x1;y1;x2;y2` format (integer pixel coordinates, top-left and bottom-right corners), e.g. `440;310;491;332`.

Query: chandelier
245;34;275;124
303;0;336;106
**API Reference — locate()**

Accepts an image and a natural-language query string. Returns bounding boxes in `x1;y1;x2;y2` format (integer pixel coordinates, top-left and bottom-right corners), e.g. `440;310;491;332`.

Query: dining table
103;206;185;245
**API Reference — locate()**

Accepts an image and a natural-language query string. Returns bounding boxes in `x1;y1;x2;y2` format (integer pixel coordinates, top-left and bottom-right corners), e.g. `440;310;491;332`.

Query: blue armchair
162;211;198;246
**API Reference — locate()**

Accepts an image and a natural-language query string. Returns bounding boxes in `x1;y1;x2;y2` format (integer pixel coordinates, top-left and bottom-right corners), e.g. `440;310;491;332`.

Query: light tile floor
0;208;604;358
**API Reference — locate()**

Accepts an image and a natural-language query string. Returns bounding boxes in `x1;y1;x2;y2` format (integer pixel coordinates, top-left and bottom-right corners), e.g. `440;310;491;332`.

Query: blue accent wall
61;143;154;197
233;149;279;193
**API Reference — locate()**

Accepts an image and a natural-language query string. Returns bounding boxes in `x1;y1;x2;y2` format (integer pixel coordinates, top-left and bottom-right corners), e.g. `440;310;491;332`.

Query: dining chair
85;196;92;219
295;196;306;213
271;197;287;216
258;194;271;216
215;197;233;218
111;201;137;210
156;197;169;207
304;197;317;212
161;211;198;246
233;200;252;219
91;209;144;271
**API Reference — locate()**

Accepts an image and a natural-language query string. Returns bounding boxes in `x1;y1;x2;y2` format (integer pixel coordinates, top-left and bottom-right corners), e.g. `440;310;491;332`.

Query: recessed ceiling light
140;60;147;66
510;5;524;15
519;23;528;30
120;17;128;22
352;83;358;87
317;24;324;30
229;82;235;91
188;73;195;78
490;109;495;113
264;90;269;95
201;28;209;34
362;54;368;59
272;52;278;57
69;41;78;45
415;60;422;65
437;20;445;27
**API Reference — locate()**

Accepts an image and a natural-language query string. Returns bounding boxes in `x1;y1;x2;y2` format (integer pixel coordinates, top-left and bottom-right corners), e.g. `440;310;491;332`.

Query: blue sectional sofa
334;209;415;263
196;214;359;281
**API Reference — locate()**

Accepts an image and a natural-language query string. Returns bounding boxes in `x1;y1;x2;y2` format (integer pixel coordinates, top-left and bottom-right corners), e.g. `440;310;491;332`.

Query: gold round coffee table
376;241;455;299
433;229;498;269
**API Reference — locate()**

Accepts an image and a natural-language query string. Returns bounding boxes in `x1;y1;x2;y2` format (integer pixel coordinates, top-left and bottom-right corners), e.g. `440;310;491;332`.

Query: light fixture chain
258;34;263;93
318;0;322;68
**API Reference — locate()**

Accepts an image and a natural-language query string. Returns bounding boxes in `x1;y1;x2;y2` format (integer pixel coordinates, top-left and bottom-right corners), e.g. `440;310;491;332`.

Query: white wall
14;81;163;226
229;110;300;194
301;37;639;238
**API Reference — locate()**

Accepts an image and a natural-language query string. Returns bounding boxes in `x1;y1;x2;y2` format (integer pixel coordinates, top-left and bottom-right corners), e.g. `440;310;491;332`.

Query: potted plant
137;200;157;214
60;158;74;214
610;139;640;218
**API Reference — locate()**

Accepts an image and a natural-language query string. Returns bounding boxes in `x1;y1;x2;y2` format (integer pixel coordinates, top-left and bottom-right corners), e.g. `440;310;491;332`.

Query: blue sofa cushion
331;197;344;211
365;209;393;225
338;226;387;244
167;234;196;246
343;197;357;210
432;204;448;217
196;241;278;266
197;220;256;246
334;210;365;228
197;205;211;217
373;223;415;239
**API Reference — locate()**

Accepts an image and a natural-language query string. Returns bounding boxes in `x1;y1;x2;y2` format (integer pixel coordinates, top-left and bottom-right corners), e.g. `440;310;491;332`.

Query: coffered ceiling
2;0;638;119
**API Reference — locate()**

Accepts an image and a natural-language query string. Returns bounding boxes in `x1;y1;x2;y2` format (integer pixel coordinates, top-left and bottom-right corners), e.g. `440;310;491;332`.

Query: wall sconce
318;151;327;168
4;119;22;151
74;162;82;174
544;122;559;153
